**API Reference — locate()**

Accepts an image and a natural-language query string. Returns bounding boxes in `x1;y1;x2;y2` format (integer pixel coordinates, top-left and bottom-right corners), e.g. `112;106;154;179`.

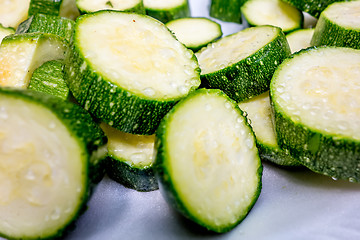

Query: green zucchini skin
210;0;246;23
77;1;146;15
281;0;346;18
145;1;190;23
28;0;63;16
154;88;262;233
311;13;360;49
106;157;158;192
201;26;291;103
0;87;107;239
16;14;75;44
272;104;360;181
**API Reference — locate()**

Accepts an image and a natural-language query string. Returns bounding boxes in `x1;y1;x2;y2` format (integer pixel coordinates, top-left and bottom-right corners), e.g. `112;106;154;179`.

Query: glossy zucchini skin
210;0;246;23
0;87;107;239
28;0;63;16
281;0;345;18
200;26;291;103
77;0;146;15
154;88;262;233
145;0;190;23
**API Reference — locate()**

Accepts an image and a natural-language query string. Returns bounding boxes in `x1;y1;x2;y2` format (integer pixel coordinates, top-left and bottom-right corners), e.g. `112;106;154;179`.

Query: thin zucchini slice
28;60;70;100
76;0;145;14
59;0;80;20
270;46;360;181
0;0;30;28
16;14;75;44
0;24;15;43
209;0;246;23
28;0;63;16
144;0;190;23
241;0;303;33
155;88;262;233
286;28;314;53
65;11;200;135
165;17;222;52
238;92;300;167
196;25;290;102
311;1;360;49
0;33;68;89
0;87;107;239
101;123;158;192
281;0;345;18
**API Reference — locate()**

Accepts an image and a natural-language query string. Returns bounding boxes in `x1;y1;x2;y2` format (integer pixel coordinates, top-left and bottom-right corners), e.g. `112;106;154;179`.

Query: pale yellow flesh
273;47;360;140
100;123;155;168
60;0;80;20
196;26;278;74
238;92;277;147
0;0;30;28
78;13;199;100
323;1;360;29
77;0;141;12
0;96;84;238
0;37;66;88
166;18;221;48
242;0;301;31
144;0;186;9
167;93;260;227
286;28;314;54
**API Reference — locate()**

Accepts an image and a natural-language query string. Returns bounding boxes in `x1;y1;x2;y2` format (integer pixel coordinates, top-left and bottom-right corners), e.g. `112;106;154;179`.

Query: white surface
3;0;360;239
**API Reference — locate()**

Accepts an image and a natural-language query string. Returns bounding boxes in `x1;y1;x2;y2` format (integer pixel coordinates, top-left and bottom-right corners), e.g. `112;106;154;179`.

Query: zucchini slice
270;46;360;181
196;25;290;102
65;11;200;135
0;87;107;239
281;0;344;18
59;0;80;20
101;123;158;192
28;60;70;100
238;92;300;167
0;0;30;28
0;24;15;43
0;33;68;89
144;0;190;23
76;0;145;14
311;1;360;49
165;17;222;52
209;0;246;23
286;28;314;53
16;14;75;44
241;0;303;33
28;0;63;16
155;88;262;233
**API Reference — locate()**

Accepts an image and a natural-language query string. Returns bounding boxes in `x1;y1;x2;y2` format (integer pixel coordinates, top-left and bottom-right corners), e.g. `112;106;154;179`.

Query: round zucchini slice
209;0;245;23
196;25;290;102
281;0;342;18
270;46;360;182
0;88;107;239
65;11;200;135
286;28;314;54
155;88;262;233
101;123;158;192
311;1;360;49
144;0;190;23
0;0;30;28
76;0;145;14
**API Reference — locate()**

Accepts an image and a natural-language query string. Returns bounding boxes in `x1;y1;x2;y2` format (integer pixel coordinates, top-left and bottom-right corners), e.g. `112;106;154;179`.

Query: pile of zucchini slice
0;0;360;238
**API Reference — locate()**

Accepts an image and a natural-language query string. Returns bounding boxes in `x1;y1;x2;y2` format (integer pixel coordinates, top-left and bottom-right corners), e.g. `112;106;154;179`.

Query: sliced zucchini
0;24;15;43
241;0;303;33
281;0;344;18
196;25;290;102
28;60;70;100
59;0;80;20
76;0;145;14
209;0;245;23
16;14;75;44
238;91;300;166
65;11;200;135
311;1;360;49
0;87;107;239
165;17;222;52
155;88;262;233
144;0;190;23
101;123;158;192
0;0;30;28
286;28;314;53
28;0;63;16
270;46;360;181
0;33;68;89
